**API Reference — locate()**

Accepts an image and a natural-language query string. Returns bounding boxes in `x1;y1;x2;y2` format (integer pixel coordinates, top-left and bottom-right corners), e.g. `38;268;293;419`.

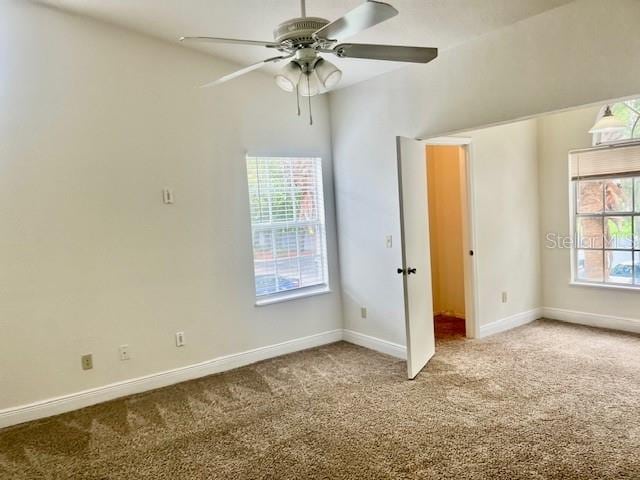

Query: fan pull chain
306;73;313;126
296;84;301;116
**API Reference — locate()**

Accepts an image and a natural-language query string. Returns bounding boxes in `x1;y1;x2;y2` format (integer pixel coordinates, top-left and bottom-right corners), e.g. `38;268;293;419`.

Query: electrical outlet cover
119;345;130;361
81;354;93;370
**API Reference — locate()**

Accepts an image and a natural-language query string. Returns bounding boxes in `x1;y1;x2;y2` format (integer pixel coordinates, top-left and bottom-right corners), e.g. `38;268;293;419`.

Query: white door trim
422;136;480;339
420;136;473;145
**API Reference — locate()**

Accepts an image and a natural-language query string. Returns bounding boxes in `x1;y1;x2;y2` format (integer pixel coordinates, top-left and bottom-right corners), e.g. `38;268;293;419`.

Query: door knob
407;268;417;275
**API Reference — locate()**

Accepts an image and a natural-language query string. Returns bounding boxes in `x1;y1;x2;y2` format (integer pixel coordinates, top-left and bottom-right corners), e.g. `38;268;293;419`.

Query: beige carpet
1;319;640;479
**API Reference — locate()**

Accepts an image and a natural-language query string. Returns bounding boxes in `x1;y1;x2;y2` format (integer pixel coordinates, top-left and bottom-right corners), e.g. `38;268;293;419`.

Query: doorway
396;136;478;379
426;145;468;340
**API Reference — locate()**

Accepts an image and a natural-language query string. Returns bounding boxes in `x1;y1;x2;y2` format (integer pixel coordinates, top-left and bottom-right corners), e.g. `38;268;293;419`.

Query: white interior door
396;136;435;379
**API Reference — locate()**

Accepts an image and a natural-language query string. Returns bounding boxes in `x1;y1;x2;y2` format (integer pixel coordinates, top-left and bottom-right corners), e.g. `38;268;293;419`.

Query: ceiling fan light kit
274;62;302;92
180;0;438;124
315;58;342;89
275;50;342;96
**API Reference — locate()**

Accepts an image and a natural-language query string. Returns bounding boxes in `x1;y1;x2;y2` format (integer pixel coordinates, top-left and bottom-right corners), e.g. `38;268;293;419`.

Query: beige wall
0;1;341;410
463;120;541;326
539;105;640;319
330;0;640;345
427;146;465;318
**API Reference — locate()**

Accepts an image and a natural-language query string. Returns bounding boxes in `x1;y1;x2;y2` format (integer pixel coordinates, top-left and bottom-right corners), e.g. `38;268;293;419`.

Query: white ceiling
41;0;573;88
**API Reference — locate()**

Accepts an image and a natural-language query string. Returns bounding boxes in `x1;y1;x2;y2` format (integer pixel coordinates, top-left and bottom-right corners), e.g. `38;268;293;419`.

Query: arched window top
593;98;640;145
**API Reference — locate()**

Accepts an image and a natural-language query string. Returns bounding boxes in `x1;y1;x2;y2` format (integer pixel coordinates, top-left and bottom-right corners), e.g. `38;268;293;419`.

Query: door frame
419;135;480;339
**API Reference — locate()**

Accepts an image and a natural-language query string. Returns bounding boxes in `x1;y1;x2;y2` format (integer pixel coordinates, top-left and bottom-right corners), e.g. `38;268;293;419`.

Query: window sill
569;281;640;292
255;287;331;306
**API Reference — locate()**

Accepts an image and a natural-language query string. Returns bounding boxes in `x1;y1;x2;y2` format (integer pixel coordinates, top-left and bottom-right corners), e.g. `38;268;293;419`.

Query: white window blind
570;143;640;179
246;156;329;298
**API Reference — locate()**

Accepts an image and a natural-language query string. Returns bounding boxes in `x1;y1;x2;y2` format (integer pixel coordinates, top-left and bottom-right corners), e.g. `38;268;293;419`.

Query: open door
396;136;435;379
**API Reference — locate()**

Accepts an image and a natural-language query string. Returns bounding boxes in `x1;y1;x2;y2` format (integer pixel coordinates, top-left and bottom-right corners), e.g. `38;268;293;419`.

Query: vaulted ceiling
41;0;574;88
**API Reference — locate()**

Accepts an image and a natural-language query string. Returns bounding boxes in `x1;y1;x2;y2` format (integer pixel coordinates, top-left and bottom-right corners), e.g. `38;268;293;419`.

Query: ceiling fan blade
180;36;279;48
200;55;291;88
333;43;438;63
313;1;398;41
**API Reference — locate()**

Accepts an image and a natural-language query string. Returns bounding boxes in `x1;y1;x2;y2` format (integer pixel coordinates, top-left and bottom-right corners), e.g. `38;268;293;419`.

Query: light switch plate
385;235;393;248
162;188;174;204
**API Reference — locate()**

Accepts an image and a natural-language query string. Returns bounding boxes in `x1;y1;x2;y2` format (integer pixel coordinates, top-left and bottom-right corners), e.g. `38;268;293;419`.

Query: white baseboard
0;329;343;430
542;307;640;334
479;308;542;338
8;309;635;429
342;329;407;359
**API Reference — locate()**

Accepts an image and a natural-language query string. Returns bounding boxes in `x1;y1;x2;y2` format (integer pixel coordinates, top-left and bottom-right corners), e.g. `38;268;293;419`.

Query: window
570;144;640;287
246;156;329;300
593;99;640;145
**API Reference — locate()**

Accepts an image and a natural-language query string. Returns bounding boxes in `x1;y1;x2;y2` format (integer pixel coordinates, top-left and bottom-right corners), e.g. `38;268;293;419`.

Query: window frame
245;155;330;305
570;168;640;290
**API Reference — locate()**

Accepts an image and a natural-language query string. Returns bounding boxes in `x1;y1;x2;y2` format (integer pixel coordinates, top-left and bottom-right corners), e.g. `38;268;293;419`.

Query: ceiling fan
180;0;438;123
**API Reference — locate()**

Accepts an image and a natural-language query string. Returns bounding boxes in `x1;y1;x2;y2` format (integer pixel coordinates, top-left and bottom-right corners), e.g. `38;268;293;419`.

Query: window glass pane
636;216;640;249
275;259;300;292
255;275;277;296
605;216;633;249
298;226;324;288
594;100;640;144
247;156;328;297
253;229;273;261
605;178;633;212
636;178;640;212
263;158;289;223
293;163;319;222
576;249;603;282
635;252;640;285
576;217;603;249
247;161;270;224
274;226;298;259
577;180;603;213
605;251;633;285
298;225;320;257
255;262;277;297
612;101;640;140
300;255;324;286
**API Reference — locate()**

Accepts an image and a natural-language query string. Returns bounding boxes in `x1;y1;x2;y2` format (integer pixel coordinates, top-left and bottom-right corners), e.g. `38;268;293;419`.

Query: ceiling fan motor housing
273;17;330;46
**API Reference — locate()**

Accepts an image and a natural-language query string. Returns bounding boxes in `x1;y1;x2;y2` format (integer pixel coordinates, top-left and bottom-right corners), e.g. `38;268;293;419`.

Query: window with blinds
570;143;640;287
246;156;329;299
